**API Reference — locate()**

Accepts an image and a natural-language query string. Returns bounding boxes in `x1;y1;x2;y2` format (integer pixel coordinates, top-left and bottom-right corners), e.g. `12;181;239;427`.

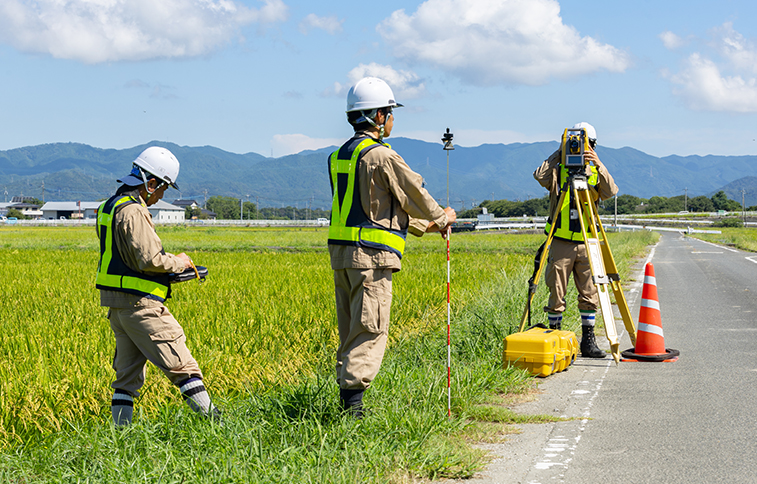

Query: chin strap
358;109;386;140
135;164;165;201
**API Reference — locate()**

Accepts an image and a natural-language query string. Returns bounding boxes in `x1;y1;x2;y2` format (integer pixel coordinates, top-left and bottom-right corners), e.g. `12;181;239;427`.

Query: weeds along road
459;232;757;484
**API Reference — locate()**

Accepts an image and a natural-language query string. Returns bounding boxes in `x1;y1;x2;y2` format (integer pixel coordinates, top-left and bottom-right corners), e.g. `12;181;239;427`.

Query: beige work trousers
544;238;599;314
109;302;203;396
334;267;392;390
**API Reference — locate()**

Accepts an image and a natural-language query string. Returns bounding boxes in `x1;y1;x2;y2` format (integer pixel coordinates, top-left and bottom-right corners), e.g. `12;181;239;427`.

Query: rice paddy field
0;225;656;483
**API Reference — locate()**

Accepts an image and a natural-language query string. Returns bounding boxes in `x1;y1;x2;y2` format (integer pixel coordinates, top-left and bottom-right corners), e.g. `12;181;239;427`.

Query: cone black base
621;347;680;362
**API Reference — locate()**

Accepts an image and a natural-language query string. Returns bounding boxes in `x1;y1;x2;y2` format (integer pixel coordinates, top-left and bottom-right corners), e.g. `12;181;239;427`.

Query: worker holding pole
328;77;456;417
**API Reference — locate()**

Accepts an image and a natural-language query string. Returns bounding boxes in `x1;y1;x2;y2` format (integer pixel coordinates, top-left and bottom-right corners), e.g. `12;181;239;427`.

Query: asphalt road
455;232;757;484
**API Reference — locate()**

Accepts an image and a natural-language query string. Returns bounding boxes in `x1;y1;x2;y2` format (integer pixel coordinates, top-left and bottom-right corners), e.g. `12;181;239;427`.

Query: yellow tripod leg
518;189;567;333
592;209;638;346
585;237;620;363
574;186;620;363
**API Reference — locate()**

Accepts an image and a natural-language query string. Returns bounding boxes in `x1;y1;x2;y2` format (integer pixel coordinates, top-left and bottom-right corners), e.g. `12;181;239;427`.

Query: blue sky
0;0;756;158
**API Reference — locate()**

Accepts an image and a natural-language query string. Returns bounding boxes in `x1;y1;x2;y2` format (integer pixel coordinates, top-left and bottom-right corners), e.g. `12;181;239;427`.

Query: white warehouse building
41;200;185;223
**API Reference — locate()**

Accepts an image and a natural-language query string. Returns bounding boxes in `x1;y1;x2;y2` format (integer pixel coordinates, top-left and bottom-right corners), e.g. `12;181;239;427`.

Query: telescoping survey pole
442;128;454;417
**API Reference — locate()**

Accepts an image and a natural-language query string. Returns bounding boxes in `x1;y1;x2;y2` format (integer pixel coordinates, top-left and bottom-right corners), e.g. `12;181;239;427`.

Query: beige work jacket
329;133;448;271
100;189;187;308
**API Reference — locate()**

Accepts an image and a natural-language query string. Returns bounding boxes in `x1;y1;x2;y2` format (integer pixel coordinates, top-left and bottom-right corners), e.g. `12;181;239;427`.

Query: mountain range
1;139;756;208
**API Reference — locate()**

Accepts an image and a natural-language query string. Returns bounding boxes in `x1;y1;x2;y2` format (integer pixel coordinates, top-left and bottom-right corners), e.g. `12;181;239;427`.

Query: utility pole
683;187;688;212
246;194;250;220
203;189;208;209
614;194;618;227
256;196;259;220
742;189;746;224
41;181;45;203
240;197;243;222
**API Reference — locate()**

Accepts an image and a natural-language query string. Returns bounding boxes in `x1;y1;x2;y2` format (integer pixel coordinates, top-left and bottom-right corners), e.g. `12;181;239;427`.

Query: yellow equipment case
503;326;578;377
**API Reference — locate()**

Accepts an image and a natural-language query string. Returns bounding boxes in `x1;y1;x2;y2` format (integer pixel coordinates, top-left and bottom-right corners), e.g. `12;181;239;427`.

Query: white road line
524;240;656;483
695;238;740;253
746;256;757;265
527;362;613;483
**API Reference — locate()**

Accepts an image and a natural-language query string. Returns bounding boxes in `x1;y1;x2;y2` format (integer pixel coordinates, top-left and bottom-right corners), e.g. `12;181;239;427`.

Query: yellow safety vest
95;195;171;301
545;164;600;242
328;136;407;258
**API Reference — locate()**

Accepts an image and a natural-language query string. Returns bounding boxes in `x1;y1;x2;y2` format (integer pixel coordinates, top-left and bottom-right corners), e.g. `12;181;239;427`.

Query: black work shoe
549;322;561;330
340;388;365;419
580;326;607;358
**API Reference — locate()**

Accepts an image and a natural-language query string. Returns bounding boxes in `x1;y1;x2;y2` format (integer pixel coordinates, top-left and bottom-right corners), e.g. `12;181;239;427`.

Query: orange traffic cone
621;263;679;362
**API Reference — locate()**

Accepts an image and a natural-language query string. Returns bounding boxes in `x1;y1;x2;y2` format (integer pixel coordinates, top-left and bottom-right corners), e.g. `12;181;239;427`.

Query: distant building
171;199;216;220
148;200;185;223
171;199;200;210
41;201;101;219
10;196;38;204
8;200;43;219
40;200;185;223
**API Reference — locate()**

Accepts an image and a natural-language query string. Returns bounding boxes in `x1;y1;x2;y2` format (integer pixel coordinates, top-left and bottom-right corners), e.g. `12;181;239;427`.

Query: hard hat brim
117;174;144;187
117;173;179;190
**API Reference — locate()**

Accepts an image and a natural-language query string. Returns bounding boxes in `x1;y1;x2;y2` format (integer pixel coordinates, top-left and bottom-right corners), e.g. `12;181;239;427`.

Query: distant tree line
203;196;330;220
458;191;754;219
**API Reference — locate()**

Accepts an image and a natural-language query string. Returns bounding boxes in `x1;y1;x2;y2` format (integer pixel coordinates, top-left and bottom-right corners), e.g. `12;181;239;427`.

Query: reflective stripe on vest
545;164;599;242
95;195;171;301
327;136;407;258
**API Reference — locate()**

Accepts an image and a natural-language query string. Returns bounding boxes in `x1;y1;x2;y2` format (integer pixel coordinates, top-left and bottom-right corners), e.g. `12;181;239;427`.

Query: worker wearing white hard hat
96;146;219;425
533;123;619;358
328;77;456;416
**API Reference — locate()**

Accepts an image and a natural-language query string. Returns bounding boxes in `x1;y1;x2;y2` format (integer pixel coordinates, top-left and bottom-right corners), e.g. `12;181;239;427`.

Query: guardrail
1;218;331;227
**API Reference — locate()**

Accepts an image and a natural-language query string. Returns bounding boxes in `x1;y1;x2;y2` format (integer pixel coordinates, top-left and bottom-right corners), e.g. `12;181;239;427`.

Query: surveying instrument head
561;127;591;174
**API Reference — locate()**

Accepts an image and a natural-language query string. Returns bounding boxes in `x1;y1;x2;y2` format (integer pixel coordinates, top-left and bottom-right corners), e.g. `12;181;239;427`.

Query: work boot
339;388;364;419
580;326;606;358
549;321;561;330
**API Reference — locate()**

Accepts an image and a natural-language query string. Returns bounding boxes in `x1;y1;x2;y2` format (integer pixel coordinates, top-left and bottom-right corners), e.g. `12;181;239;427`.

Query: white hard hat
118;146;180;190
572;122;597;142
346;77;403;113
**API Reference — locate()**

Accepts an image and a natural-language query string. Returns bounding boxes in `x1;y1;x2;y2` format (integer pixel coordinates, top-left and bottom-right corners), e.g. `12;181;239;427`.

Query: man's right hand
177;252;193;271
441;207;457;238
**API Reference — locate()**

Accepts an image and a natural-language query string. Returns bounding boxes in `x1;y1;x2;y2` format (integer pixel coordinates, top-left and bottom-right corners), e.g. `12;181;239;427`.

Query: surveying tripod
519;171;637;364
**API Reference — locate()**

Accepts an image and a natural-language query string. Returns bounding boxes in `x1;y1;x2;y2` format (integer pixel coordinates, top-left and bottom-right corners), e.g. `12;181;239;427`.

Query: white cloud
665;23;757;112
271;134;341;157
668;53;757;112
0;0;289;63
377;0;630;86
325;63;426;101
299;13;342;35
712;23;757;75
660;31;685;50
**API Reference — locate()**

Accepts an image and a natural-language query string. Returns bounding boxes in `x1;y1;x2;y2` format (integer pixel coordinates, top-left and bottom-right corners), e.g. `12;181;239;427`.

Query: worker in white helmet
96;146;219;425
533;123;619;358
328;77;456;416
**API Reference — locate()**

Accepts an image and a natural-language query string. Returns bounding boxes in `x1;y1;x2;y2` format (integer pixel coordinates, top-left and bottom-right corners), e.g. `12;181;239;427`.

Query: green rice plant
0;226;654;482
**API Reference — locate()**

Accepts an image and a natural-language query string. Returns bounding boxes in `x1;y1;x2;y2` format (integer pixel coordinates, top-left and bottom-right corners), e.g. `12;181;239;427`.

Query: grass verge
0;226;654;482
